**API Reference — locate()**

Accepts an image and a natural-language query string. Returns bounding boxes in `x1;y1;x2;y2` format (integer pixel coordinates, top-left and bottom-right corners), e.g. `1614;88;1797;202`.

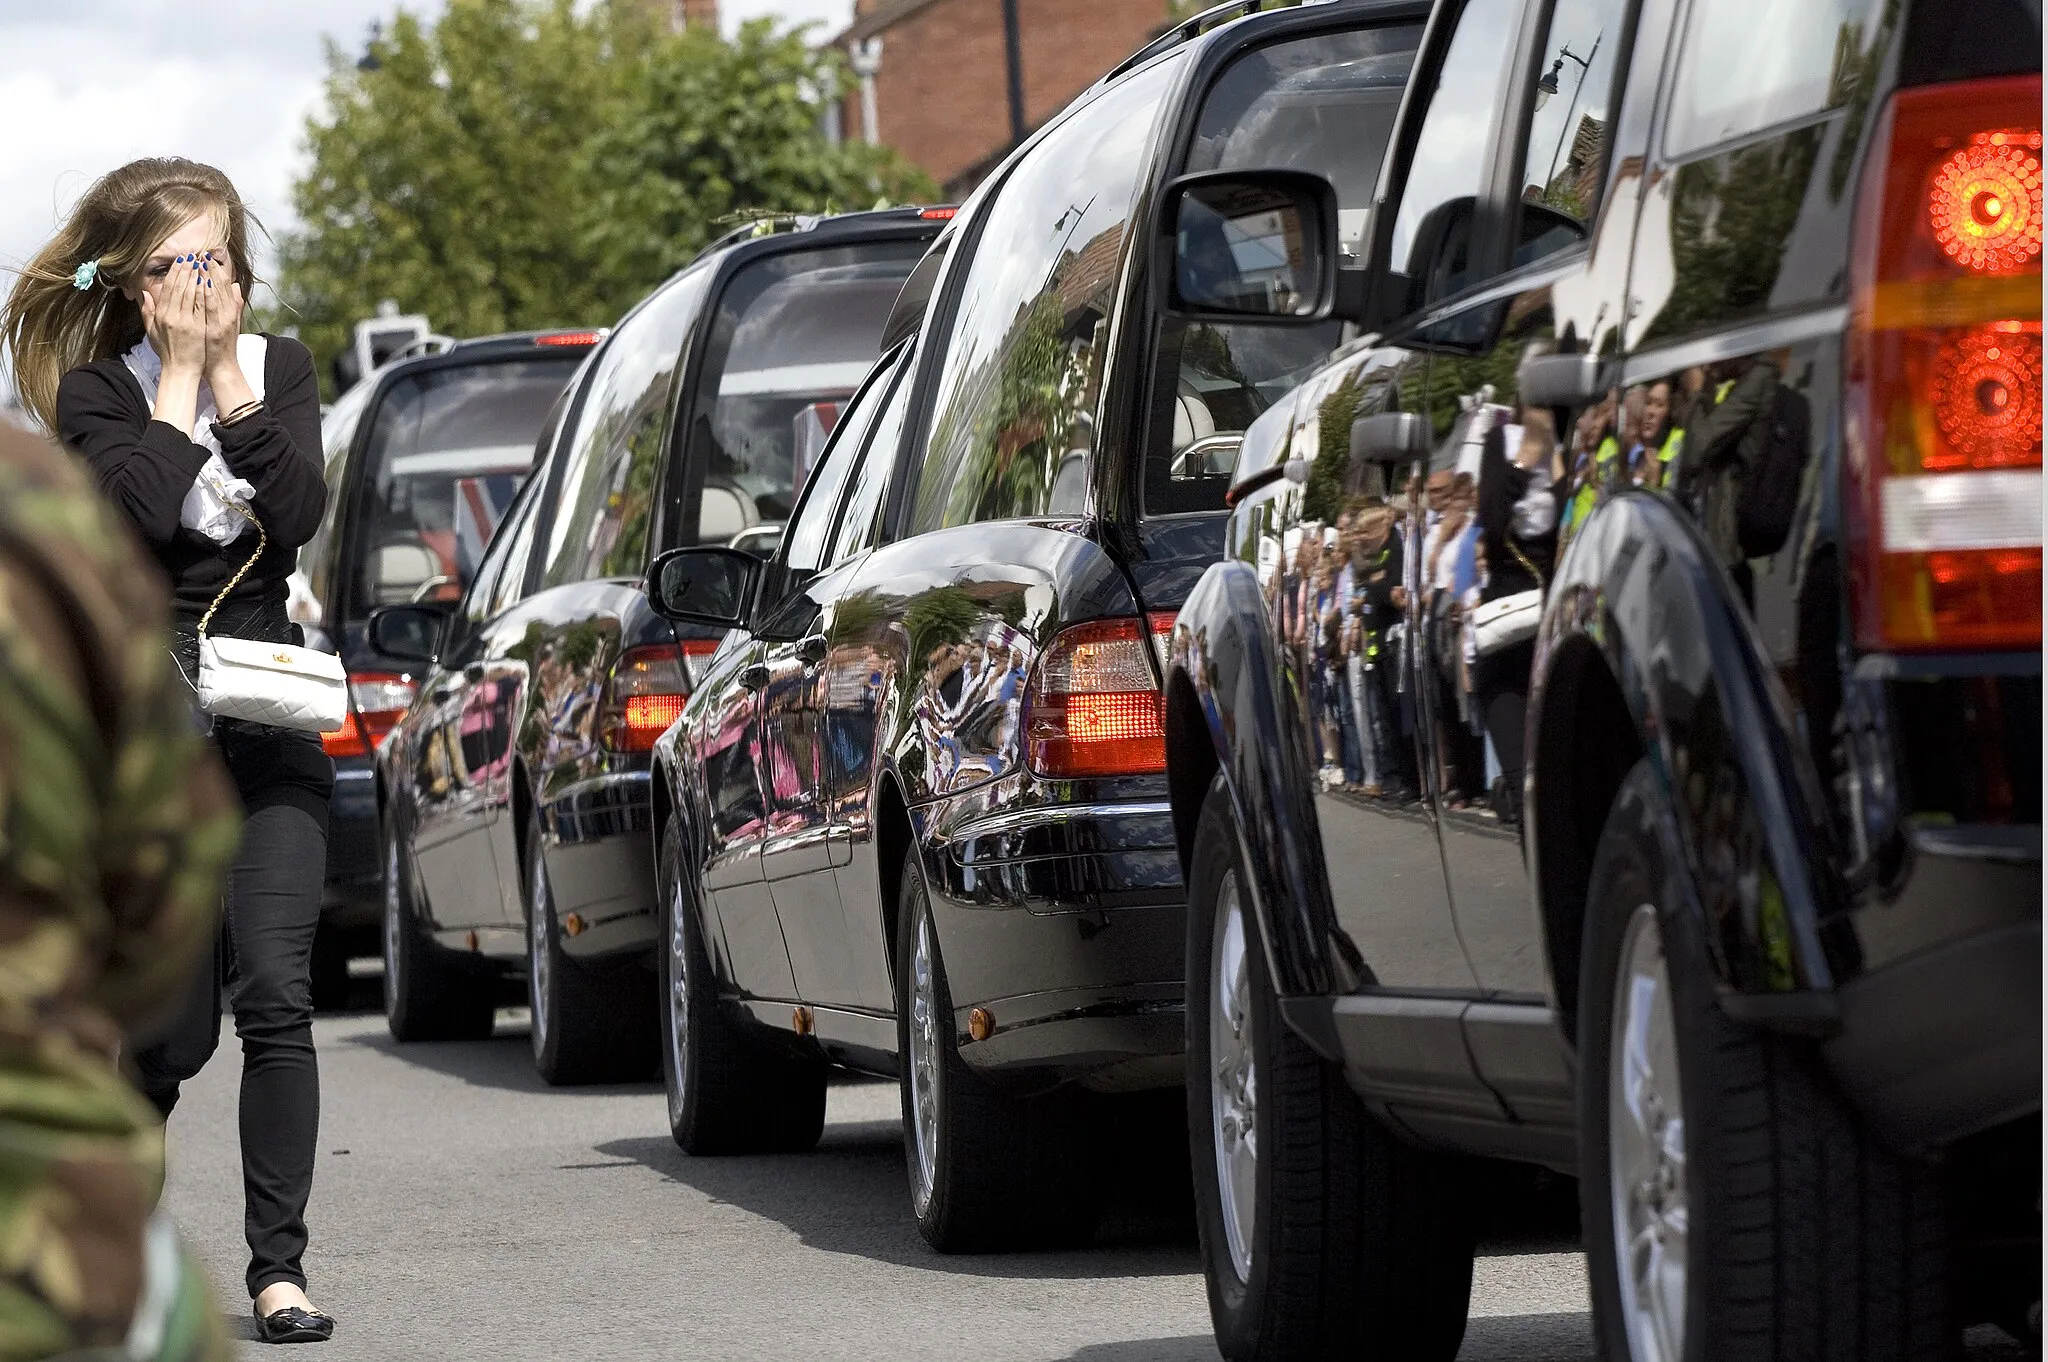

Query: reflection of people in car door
1474;406;1563;824
1673;357;1794;607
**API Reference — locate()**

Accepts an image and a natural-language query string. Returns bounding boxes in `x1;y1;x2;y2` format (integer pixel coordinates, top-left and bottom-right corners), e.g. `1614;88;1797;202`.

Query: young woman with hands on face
3;158;338;1344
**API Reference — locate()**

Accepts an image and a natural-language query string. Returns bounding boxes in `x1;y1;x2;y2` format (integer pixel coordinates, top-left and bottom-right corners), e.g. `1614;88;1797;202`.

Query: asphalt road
160;987;2027;1362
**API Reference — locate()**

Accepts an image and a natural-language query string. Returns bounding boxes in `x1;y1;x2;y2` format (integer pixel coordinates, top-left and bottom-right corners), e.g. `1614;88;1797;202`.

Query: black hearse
642;0;1427;1254
368;209;946;1082
302;330;598;1004
1160;0;2041;1356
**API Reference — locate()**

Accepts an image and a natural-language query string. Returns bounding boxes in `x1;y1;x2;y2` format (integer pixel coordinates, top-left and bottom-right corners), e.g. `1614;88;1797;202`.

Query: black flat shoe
255;1305;334;1343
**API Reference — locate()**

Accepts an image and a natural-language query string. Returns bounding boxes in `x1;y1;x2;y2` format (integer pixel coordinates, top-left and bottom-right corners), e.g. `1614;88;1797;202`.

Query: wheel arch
1528;493;1847;1038
1167;559;1349;1000
873;768;914;995
510;754;537;894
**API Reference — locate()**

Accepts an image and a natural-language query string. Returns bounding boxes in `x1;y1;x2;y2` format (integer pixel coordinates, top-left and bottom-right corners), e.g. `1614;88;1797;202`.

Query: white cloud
0;0;846;401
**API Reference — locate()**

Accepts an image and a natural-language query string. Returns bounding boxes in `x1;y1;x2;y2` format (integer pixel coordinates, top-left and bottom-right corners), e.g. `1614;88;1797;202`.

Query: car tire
524;808;658;1086
1184;776;1474;1362
656;815;826;1155
383;824;494;1043
895;844;1099;1253
1579;758;1952;1362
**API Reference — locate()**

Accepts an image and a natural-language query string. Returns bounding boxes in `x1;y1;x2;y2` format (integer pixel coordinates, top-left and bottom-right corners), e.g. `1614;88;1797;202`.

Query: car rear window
685;242;926;543
347;355;581;618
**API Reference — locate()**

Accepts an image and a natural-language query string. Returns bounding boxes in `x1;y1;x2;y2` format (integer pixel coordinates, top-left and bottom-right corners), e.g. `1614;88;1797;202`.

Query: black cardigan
57;335;325;634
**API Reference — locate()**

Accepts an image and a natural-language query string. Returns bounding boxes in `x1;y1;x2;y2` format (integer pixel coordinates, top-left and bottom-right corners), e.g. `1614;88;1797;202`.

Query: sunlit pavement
160;980;2028;1361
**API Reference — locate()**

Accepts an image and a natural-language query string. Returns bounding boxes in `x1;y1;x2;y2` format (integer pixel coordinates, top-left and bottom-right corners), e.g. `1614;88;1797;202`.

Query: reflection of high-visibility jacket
1562;437;1621;535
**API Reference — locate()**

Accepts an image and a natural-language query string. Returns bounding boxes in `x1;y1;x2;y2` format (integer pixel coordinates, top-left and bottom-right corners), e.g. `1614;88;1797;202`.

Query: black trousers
133;720;333;1298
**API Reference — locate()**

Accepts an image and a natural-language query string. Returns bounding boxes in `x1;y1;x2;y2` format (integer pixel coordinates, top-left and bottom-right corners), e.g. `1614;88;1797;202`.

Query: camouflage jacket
0;423;237;1361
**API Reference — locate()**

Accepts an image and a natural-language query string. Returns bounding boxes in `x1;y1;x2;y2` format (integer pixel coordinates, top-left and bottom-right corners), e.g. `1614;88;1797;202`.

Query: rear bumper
1824;825;2041;1155
924;799;1186;1091
322;763;381;932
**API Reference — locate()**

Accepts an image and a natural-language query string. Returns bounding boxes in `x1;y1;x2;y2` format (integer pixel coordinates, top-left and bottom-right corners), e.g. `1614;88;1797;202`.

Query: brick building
833;0;1169;197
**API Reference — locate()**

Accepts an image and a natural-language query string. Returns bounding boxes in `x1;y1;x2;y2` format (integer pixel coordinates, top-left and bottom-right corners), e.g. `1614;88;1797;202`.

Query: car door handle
740;663;771;692
797;634;829;666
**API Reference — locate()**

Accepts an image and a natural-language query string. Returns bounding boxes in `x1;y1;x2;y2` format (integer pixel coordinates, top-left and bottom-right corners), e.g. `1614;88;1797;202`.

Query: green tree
586;20;933;291
276;1;932;394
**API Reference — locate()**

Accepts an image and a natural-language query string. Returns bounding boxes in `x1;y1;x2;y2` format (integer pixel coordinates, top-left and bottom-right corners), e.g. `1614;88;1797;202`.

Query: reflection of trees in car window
912;58;1180;533
542;267;711;587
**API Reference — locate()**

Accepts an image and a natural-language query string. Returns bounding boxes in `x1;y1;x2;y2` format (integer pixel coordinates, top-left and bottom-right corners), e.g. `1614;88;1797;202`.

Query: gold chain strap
197;492;267;639
1507;537;1546;591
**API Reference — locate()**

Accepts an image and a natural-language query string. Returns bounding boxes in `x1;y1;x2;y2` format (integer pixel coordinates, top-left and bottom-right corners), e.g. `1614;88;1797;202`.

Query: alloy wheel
907;908;941;1215
665;880;690;1126
528;844;553;1060
1210;868;1258;1284
1608;903;1688;1362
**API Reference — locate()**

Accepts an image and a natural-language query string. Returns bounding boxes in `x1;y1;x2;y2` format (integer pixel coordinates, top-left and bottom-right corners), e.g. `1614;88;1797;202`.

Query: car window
1384;0;1521;301
348;356;582;618
1513;0;1631;268
753;405;864;639
782;392;866;579
1664;0;1887;158
829;352;911;568
1148;24;1422;514
486;459;549;617
908;55;1181;534
678;242;925;548
541;266;711;588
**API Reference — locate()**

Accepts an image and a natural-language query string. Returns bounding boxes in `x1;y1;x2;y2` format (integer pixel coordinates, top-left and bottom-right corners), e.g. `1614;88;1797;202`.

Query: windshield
687;242;925;541
348;356;580;617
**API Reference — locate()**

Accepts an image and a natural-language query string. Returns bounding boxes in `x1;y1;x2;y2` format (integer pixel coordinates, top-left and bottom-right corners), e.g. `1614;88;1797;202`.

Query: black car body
1161;0;2040;1355
302;331;599;1002
371;210;946;1082
644;1;1425;1253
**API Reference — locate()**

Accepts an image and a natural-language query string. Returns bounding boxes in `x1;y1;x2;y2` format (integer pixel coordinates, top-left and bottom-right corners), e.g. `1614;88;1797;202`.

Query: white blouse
121;334;269;546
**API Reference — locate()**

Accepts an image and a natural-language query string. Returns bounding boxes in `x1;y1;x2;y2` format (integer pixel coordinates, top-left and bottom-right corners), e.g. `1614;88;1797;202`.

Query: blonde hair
3;158;261;434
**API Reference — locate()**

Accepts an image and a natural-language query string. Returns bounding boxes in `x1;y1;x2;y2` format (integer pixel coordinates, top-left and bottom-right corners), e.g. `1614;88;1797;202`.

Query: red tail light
1847;74;2042;652
535;330;602;347
918;206;958;220
1022;614;1175;778
322;672;419;757
603;645;691;752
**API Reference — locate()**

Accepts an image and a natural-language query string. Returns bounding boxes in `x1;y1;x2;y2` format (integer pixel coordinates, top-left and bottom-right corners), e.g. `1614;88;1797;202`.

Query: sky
0;0;854;317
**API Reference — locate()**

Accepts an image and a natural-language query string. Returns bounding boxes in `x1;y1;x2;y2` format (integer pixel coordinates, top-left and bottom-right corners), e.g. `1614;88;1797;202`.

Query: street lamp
1538;33;1601;197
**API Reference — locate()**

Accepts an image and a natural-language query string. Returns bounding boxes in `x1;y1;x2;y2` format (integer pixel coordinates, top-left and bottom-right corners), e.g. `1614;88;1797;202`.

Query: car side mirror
366;603;447;665
1350;411;1432;467
1401;195;1479;311
1162;168;1340;323
1513;201;1589;268
646;547;758;628
1519;351;1616;408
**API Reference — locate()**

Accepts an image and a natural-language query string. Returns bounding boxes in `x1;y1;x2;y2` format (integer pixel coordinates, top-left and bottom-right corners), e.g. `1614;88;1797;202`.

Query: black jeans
133;720;333;1298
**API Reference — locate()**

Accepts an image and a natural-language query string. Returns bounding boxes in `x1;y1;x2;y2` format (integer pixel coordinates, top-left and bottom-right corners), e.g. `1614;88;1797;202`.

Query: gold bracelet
219;399;263;427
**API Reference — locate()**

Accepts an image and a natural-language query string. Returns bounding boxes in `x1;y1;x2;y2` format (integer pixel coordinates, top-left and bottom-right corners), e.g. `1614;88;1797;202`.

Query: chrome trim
940;799;1174;847
1619;304;1849;385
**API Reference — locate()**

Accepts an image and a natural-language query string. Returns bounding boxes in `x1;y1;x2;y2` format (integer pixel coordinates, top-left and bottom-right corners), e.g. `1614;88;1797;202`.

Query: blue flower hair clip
72;259;101;291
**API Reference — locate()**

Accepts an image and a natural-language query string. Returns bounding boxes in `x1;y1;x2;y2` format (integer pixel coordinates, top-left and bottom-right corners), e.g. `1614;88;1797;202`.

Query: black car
1161;0;2040;1356
642;2;1422;1253
301;330;600;1004
369;209;948;1082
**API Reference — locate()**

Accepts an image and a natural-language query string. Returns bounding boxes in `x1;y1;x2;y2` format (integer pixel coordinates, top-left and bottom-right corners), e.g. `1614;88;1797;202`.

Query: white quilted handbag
194;503;348;734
